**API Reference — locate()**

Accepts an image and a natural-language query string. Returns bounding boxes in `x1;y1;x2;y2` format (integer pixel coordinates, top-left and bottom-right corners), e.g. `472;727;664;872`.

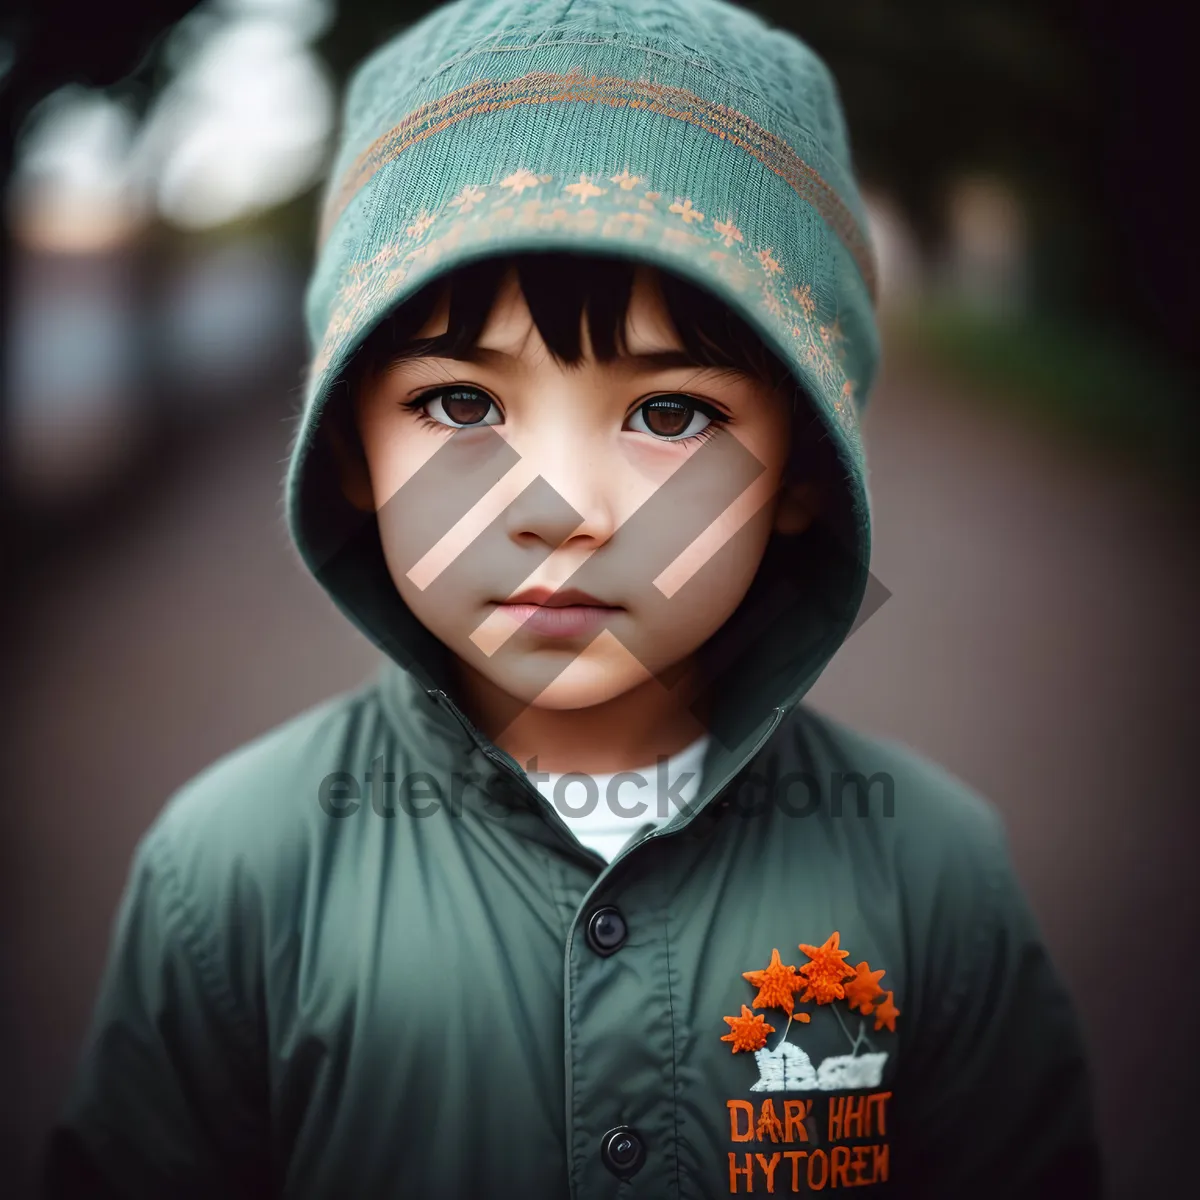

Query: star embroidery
563;174;606;204
449;184;486;212
742;948;805;1016
668;197;704;224
790;284;816;316
720;1005;776;1053
756;247;783;275
405;210;435;239
609;168;641;190
873;990;900;1033
797;931;855;1005
844;961;886;1015
712;217;744;247
499;169;542;195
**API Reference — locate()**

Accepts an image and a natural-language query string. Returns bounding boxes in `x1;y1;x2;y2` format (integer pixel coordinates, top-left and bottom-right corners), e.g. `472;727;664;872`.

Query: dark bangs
344;251;796;396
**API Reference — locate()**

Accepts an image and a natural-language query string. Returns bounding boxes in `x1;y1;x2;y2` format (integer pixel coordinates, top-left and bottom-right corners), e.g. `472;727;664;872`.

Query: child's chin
488;638;660;711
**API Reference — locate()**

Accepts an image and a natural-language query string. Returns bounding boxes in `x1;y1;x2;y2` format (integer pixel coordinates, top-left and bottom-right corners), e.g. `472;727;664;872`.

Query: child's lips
504;586;615;608
493;592;624;639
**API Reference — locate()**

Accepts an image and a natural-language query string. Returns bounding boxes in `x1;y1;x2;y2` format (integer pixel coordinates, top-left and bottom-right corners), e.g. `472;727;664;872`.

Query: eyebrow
403;345;710;372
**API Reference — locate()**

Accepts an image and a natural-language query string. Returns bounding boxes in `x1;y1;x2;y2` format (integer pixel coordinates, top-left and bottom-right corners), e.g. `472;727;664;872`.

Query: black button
585;906;627;956
599;1125;646;1178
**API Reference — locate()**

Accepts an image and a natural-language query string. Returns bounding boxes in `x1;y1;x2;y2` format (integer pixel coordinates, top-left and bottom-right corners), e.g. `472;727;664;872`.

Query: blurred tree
0;0;202;578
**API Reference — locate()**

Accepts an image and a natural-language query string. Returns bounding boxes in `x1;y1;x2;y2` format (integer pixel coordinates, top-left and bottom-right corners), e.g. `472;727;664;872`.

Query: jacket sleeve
42;824;274;1199
896;806;1104;1198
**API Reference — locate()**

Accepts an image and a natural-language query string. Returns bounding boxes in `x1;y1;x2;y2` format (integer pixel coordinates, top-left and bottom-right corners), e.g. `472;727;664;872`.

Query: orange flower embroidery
563;173;606;204
609;168;641;190
755;247;783;275
798;931;855;1004
721;1004;776;1053
844;961;886;1015
742;948;805;1016
499;168;541;195
873;990;900;1033
668;197;704;224
448;184;486;212
790;283;816;316
712;216;744;246
405;210;435;239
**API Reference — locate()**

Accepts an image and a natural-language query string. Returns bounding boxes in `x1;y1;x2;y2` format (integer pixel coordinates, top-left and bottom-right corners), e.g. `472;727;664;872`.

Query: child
45;1;1101;1197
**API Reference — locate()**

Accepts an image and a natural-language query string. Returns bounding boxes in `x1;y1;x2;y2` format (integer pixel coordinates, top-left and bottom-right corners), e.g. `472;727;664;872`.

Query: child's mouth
495;588;623;639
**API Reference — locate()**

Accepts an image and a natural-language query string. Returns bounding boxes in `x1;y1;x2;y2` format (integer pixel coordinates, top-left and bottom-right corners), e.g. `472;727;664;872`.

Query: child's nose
504;451;618;550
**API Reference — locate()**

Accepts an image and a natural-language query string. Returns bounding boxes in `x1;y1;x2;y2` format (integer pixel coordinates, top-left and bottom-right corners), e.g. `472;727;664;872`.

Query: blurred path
2;349;1195;1196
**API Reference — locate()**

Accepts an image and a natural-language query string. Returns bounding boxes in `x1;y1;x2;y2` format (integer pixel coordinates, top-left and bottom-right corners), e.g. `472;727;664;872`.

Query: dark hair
345;250;795;393
335;251;842;490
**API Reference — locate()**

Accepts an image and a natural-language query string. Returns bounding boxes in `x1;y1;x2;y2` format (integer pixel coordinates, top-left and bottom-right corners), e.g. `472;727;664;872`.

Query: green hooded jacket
44;1;1100;1196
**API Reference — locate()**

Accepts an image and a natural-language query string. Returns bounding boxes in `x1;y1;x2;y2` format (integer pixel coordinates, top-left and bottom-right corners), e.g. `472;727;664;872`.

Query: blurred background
0;0;1195;1195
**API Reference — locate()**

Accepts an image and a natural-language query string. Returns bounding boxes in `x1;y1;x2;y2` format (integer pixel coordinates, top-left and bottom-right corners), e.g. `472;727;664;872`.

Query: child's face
349;264;814;712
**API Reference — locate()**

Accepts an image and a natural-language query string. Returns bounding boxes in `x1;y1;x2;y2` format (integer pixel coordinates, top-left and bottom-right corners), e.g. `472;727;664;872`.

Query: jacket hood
286;0;881;802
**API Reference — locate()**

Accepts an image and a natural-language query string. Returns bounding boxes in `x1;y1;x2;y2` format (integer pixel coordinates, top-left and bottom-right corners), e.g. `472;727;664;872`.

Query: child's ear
326;408;376;513
773;480;821;536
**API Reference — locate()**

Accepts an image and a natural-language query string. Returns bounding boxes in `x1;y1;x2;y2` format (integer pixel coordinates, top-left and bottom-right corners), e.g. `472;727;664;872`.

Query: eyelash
401;386;730;445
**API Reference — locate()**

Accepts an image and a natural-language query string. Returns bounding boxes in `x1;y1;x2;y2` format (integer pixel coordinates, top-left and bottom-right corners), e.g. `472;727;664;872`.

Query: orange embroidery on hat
317;72;877;301
873;991;900;1033
609;168;641;189
448;184;486;212
563;173;606;203
312;172;865;446
756;248;783;275
499;168;542;194
844;961;886;1015
712;217;744;247
790;284;817;317
669;197;704;224
405;210;436;239
742;948;805;1016
721;1005;776;1052
644;190;661;200
798;932;855;1004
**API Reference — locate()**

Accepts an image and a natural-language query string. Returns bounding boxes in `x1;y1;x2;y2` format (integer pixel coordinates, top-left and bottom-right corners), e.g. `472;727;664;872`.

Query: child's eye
626;395;726;442
407;386;503;428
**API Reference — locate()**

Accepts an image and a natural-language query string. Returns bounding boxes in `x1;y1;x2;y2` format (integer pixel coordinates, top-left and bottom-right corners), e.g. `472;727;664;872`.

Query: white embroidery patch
750;1044;888;1092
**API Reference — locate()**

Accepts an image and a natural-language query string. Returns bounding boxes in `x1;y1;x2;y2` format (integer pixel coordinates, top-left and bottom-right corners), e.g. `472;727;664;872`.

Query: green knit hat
288;0;880;725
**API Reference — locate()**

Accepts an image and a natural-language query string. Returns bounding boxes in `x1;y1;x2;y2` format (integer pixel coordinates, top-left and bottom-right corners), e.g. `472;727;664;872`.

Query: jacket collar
374;658;786;850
